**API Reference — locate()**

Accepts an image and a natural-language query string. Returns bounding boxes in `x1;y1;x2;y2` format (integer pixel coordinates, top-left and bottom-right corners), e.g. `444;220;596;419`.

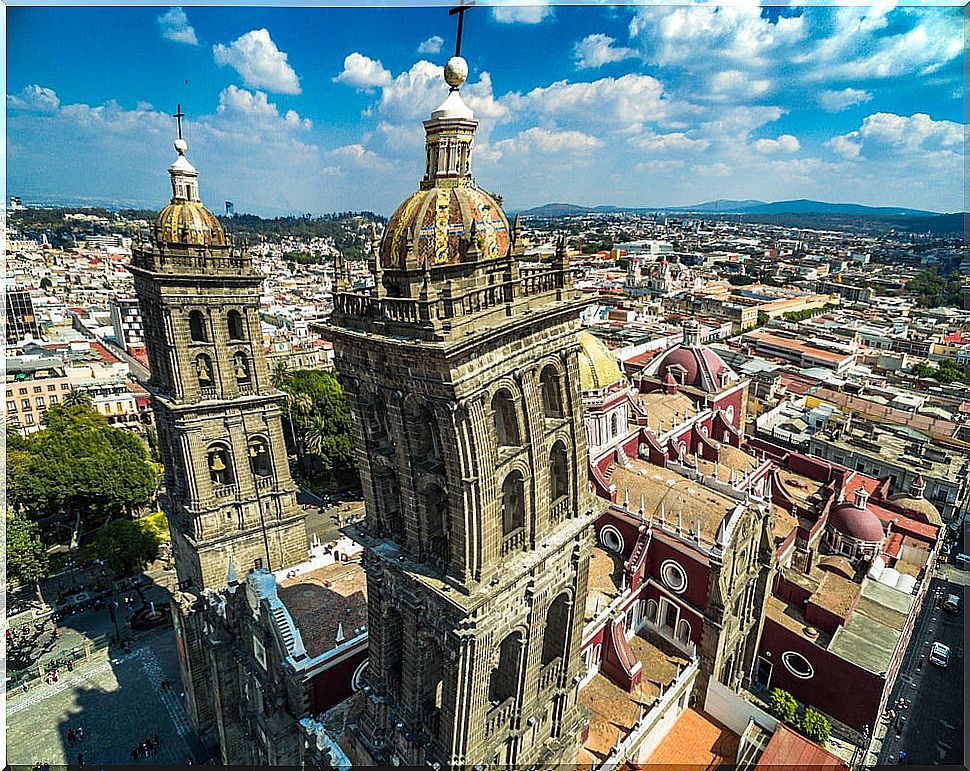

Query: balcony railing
485;696;517;738
551;496;570;521
199;386;217;400
254;475;274;491
212;483;238;499
538;657;563;693
501;527;525;557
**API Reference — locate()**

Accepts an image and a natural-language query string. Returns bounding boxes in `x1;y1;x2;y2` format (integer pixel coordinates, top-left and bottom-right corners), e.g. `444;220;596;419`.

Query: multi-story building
109;295;146;358
4;356;72;433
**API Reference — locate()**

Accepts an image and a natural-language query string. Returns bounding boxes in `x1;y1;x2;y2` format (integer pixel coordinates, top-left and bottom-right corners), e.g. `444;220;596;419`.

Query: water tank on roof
879;567;901;589
896;574;917;594
867;557;886;580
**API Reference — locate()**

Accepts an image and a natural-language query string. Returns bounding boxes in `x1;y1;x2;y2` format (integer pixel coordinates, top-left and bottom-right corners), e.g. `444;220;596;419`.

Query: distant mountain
517;199;938;217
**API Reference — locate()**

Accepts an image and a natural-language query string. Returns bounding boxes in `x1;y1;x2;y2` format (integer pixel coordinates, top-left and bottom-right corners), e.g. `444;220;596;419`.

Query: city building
4;356;72;433
109;295;146;359
5;288;41;344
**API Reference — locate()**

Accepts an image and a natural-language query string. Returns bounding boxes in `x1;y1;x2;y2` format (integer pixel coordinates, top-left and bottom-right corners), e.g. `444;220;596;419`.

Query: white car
929;642;950;668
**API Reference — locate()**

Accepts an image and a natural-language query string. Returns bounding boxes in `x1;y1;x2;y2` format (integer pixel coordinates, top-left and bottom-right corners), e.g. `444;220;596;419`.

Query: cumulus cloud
573;34;637;70
629;131;709;153
818;88;873;112
753;134;800;154
157;7;197;46
7;84;60;113
495;127;602;156
492;1;554;25
826;135;862;160
418;35;444;55
213;29;301;94
216;85;311;129
334;52;393;91
327;143;391;171
828;112;961;162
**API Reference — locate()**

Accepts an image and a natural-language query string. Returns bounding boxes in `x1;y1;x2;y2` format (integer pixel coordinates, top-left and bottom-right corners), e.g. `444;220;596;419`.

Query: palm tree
271;360;291;392
303;416;328;476
63;388;93;407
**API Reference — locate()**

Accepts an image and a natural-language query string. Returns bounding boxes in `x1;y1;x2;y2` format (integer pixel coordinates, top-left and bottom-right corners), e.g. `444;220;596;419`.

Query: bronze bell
209;453;226;472
236;363;247;379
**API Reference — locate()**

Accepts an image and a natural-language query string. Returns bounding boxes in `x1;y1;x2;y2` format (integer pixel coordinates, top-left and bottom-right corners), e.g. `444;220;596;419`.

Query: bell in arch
235;360;249;380
197;359;212;382
209;452;227;472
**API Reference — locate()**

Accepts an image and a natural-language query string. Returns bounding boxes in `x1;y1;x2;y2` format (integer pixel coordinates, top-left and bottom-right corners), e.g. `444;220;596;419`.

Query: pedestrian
76;752;84;767
52;670;58;683
66;729;75;745
22;681;29;692
153;733;159;747
76;727;84;742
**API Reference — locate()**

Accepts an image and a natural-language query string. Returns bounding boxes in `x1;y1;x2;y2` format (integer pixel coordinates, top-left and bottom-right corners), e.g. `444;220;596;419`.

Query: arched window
539;365;563;418
248;438;272;477
610;412;619;437
492;390;520;447
501;471;525;536
189;310;208;342
541;593;571;667
676;618;692;646
207;444;234;486
362;390;391;449
195;353;214;388
420;636;445;716
646;599;659;624
377;469;404;542
423;484;449;567
233;351;251;383
227;310;245;341
550;442;569;501
406;399;441;461
488;631;522;704
383;607;404;695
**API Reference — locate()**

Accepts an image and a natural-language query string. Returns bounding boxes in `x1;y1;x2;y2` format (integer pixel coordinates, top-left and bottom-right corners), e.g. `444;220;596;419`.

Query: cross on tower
448;0;475;57
173;103;185;140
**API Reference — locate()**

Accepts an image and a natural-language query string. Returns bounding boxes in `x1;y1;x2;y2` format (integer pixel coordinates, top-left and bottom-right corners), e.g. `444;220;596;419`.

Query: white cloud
635;159;686;173
707;70;772;102
327;143;391;171
213;29;301;94
495;127;602;156
691;162;732;177
826;135;863;160
573;33;637;70
492;1;553;25
753;134;800;154
157;7;197;46
334;52;393;92
629;131;709;153
418;35;444;55
819;88;873;112
216;85;311;129
7;84;60;113
836;112;961;157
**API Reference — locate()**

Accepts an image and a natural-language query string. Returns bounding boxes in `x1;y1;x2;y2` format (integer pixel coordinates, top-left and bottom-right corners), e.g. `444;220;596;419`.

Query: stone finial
623;487;630;509
639;493;645;516
336;623;345;644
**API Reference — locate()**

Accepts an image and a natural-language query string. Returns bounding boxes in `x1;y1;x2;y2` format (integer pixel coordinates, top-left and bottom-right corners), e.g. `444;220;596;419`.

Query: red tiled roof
643;709;739;766
755;722;848;769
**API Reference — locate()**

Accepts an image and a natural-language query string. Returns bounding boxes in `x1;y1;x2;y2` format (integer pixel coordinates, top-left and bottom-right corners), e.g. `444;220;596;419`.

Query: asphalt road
877;573;965;765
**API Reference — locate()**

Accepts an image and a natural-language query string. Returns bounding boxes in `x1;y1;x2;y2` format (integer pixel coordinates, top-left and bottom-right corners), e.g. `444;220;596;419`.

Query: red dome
658;348;699;384
648;346;735;393
829;502;884;543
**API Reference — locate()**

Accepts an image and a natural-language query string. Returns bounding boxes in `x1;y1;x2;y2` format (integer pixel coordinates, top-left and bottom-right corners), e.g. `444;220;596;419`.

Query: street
876;565;965;766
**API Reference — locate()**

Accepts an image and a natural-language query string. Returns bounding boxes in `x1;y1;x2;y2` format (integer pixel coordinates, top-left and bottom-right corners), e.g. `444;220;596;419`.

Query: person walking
66;729;75;746
75;726;84;742
76;752;84;767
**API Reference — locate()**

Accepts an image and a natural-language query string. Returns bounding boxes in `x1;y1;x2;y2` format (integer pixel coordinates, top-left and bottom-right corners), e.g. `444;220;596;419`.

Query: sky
6;2;964;216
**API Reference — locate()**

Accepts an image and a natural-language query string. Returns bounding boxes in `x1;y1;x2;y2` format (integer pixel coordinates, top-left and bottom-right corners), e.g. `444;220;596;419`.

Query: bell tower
328;52;594;770
129;122;308;740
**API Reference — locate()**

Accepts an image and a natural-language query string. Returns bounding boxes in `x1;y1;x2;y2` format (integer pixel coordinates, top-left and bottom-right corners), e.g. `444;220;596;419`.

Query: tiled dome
154;201;226;247
578;331;623;392
829;501;885;543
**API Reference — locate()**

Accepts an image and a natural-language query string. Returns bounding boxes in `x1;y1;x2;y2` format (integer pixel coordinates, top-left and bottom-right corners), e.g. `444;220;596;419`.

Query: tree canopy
7;405;160;545
92;518;161;576
6;508;50;588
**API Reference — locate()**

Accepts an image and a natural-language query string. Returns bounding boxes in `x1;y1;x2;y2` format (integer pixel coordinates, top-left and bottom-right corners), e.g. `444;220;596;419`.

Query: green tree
7;405;159;547
40;277;53;291
800;707;831;746
909;362;936;379
933;359;965;384
768;687;798;725
63;388;93;407
92;519;161;576
6;508;50;593
757;311;770;327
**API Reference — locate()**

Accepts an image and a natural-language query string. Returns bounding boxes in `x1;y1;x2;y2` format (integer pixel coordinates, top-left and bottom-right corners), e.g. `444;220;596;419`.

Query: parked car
929;642;950;667
942;593;960;614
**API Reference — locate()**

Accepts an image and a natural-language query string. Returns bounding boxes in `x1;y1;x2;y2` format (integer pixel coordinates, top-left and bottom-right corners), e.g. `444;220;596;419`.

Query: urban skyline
7;2;964;216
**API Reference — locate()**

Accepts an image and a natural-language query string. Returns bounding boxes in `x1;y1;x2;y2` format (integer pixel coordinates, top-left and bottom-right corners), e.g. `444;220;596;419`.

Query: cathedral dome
578;331;624;392
152;138;226;248
380;185;509;269
379;55;510;270
829;489;885;543
641;320;738;393
887;493;942;526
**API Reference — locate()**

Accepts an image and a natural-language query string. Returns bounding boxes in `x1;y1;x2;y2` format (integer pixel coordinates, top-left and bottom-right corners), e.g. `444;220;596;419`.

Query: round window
599;525;624;554
781;650;814;679
660;560;688;594
351;659;369;692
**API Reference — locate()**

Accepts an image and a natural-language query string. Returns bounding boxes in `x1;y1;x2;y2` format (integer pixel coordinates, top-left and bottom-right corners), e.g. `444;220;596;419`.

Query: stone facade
129;137;308;748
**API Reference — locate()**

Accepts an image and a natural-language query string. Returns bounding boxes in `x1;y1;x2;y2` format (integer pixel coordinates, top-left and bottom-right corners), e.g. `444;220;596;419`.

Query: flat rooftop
635;391;696;433
278;559;368;659
644;708;740;766
585;545;623;623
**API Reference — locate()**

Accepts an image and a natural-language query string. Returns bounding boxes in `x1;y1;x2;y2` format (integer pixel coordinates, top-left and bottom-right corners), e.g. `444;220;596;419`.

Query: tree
92;519;160;576
768;687;798;725
800;707;831;746
40;277;53;291
910;362;936;379
7;405;159;547
63;388;93;407
6;508;50;591
933;359;965;384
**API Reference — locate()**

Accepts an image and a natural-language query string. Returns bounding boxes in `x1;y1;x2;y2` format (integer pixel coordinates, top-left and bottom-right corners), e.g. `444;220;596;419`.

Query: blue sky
6;3;964;216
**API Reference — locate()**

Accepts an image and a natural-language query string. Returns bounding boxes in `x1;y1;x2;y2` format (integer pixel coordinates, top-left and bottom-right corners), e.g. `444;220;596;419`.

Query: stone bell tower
328;55;595;770
129;122;308;739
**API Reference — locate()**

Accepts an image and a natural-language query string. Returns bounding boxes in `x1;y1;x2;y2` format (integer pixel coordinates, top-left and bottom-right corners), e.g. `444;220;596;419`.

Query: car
929;642;950;667
942;593;960;614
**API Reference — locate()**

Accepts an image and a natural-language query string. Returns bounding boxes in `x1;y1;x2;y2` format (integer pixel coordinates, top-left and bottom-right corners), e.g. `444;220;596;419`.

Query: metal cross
173;103;185;140
448;0;475;57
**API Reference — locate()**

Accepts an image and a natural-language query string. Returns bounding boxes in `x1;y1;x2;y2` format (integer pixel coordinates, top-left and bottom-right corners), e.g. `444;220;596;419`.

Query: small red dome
657;348;699;384
829;502;884;543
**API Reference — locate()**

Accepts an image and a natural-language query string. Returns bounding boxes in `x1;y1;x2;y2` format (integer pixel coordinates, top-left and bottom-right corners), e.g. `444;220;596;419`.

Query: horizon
6;3;963;217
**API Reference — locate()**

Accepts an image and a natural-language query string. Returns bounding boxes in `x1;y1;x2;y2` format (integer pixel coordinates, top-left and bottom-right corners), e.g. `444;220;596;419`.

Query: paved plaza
6;630;203;767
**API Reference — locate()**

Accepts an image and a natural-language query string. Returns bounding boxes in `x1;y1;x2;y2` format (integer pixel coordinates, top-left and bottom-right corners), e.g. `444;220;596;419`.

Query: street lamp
108;600;121;643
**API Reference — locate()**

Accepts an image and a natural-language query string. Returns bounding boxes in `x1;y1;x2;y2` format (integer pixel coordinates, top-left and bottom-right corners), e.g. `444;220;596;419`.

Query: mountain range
516;199;939;218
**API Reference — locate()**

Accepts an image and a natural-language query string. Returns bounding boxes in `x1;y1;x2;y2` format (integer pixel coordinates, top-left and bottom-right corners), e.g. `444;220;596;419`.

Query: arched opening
423;484;449;567
188;310;208;342
207;444;234;486
383;606;404;697
362;390;391;450
492;390;520;447
541;593;571;667
377;469;404;542
610;412;619;437
646;599;658;625
195;353;214;389
501;471;525;537
550;442;569;502
227;309;245;341
248;437;272;477
406;400;441;461
539;365;563;418
676;618;692;646
420;636;445;721
233;351;251;383
488;631;522;705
